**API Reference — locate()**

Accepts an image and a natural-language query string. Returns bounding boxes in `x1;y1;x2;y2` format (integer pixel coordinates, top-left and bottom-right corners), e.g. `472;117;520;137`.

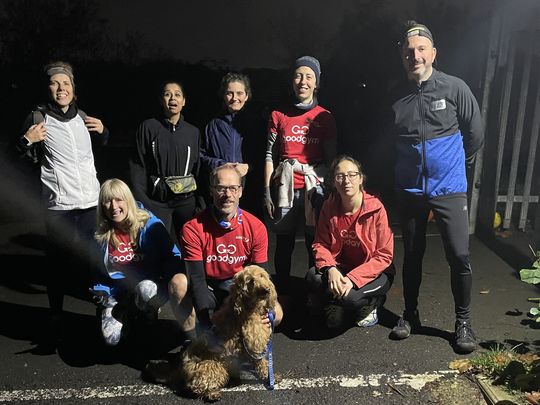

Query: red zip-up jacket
313;192;394;288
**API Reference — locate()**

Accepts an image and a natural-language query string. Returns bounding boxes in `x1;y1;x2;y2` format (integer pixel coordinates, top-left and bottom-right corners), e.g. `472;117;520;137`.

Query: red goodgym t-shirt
181;209;268;280
268;105;336;188
335;208;366;273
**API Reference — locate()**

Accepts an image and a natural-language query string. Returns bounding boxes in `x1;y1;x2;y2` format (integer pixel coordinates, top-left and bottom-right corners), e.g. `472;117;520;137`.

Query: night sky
97;0;366;69
0;0;497;189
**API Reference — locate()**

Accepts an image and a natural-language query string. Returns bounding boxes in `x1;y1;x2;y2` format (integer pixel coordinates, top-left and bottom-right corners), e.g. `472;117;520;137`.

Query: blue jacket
92;204;182;296
201;113;243;170
392;69;484;199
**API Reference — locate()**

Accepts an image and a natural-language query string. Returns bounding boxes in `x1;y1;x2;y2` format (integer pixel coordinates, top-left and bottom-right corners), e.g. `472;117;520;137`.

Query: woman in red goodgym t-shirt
263;55;336;295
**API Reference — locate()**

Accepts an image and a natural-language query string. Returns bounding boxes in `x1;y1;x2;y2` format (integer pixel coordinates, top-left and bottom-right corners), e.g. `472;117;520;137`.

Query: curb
476;375;520;405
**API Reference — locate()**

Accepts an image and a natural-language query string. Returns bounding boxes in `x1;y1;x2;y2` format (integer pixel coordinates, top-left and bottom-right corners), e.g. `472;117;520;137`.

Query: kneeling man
169;163;283;342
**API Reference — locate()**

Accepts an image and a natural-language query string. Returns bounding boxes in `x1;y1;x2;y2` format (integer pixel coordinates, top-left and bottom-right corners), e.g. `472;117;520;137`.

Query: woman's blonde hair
95;178;150;248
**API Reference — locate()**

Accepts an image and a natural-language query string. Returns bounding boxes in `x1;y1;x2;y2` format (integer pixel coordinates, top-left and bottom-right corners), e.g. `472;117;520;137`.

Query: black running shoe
390;310;420;340
454;320;476;354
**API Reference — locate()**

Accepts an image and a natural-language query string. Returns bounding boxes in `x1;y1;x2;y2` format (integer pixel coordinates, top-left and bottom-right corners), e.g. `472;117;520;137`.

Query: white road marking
0;371;457;402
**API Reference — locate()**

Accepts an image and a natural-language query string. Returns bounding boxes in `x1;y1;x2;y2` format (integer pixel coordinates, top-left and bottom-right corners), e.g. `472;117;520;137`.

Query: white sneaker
355;305;378;327
101;306;123;346
134;280;158;310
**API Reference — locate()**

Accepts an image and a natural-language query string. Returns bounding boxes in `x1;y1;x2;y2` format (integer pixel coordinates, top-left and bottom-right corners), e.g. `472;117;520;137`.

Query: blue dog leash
267;310;276;390
241;310;276;389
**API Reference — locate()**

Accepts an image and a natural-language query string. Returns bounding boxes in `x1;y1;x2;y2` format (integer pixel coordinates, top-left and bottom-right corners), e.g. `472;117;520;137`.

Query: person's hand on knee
340;277;353;298
327;267;343;298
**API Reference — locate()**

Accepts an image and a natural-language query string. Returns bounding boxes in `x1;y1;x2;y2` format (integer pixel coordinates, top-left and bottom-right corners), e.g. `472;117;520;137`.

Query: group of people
14;20;483;355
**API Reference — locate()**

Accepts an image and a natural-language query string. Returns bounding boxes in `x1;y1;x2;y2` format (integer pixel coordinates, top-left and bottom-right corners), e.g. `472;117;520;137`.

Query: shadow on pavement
10;233;47;252
0;301;183;373
480;339;540;354
57;317;184;372
0;255;47;294
411;325;453;343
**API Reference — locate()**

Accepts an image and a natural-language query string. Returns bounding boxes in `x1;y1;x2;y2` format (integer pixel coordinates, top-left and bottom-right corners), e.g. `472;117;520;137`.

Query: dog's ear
267;278;278;309
253;267;277;309
231;272;245;316
232;286;244;316
233;300;243;315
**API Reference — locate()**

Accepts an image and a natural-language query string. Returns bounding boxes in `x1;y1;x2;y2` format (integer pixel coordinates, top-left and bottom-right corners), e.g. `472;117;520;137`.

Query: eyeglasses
334;172;360;182
213;185;242;195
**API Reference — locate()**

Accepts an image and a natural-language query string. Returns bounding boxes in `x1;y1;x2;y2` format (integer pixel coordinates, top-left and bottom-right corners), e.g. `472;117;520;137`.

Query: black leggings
399;192;472;321
305;266;393;310
45;207;97;315
274;231;314;294
146;194;196;246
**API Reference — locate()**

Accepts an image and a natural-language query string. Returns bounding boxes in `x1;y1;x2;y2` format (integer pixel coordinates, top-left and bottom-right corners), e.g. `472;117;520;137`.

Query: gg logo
340;230;356;239
291;125;309;135
216;243;237;254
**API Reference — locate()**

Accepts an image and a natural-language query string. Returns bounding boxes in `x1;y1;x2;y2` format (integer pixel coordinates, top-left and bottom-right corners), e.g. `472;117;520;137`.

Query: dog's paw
142;359;173;386
204;390;222;402
273;372;282;384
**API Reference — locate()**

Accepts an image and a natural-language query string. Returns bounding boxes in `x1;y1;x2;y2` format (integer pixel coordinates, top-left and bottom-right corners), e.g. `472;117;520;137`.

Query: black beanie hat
401;21;434;46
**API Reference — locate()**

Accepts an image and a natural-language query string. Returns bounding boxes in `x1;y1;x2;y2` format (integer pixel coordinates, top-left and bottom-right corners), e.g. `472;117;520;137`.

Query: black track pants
399;192;472;321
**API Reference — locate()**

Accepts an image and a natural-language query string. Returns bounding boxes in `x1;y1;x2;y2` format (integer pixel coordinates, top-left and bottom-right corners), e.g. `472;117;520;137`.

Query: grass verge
450;345;540;404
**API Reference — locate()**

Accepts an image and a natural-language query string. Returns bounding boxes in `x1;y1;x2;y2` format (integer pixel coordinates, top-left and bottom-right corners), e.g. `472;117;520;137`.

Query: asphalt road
1;206;539;405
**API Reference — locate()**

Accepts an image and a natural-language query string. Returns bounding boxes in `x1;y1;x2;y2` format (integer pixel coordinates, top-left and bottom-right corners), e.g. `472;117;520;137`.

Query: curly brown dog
181;265;278;401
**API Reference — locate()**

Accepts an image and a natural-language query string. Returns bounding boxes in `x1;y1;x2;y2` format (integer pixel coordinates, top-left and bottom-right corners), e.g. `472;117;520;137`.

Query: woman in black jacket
130;81;202;243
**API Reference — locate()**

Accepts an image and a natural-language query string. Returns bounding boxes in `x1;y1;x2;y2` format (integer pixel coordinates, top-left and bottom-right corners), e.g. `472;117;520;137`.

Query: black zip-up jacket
130;116;201;206
392;69;484;198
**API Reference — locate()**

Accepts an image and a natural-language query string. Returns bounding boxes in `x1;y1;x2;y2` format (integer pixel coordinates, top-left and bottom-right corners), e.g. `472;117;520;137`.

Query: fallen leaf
525;391;540;404
518;353;540;364
495;230;513;238
449;359;472;373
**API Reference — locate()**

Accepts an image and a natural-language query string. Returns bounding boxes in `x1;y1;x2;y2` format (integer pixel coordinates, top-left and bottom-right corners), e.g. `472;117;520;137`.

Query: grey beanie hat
45;63;75;87
294;55;321;85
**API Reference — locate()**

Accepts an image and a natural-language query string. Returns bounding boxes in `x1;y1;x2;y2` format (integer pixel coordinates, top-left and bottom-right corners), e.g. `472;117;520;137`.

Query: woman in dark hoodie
130;80;202;243
200;72;266;219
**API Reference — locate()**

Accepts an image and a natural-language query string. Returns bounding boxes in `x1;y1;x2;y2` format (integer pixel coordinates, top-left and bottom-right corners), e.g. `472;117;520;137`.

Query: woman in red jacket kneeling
307;155;395;330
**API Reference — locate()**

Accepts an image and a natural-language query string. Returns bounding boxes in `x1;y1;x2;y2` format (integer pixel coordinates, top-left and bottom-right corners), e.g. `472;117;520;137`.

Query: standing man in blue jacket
389;21;484;353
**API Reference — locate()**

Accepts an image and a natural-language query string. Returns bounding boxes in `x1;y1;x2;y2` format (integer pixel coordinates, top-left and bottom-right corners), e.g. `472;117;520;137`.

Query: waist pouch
151;175;197;202
165;175;197;194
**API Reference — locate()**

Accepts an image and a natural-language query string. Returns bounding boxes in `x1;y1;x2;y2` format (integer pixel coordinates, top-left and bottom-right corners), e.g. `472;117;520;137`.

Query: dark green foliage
519;246;540;322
